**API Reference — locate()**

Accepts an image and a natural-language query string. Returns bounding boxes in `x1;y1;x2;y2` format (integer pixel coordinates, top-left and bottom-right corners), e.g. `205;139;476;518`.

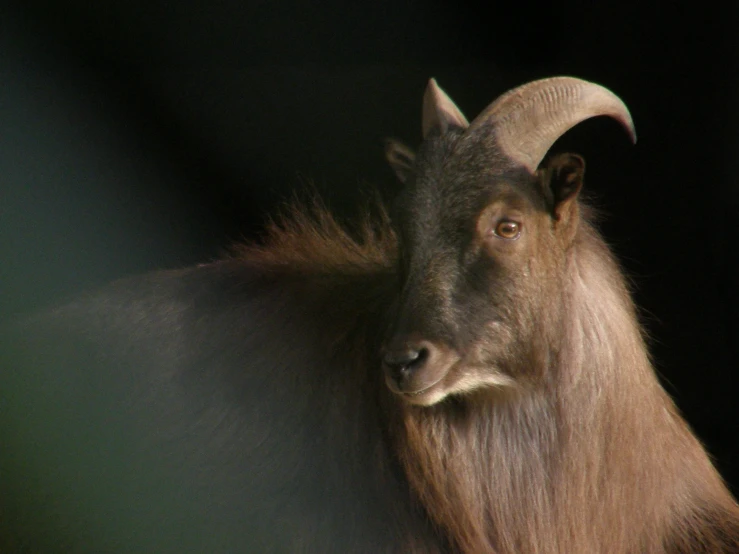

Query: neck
390;227;739;553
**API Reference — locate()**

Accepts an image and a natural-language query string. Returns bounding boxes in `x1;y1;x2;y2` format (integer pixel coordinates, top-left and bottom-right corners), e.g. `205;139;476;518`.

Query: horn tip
624;119;637;144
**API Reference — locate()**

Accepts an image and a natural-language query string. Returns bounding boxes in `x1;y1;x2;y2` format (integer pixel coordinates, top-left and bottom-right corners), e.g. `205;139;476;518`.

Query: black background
1;1;737;492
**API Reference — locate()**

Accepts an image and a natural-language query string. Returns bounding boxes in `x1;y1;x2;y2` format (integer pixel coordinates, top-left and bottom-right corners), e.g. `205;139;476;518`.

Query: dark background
1;0;737;493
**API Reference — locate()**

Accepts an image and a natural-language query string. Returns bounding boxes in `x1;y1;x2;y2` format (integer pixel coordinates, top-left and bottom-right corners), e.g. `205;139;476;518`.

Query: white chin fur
404;372;516;406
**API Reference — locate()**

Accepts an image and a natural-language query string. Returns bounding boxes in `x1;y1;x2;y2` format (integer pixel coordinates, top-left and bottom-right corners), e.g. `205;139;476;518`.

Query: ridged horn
466;77;636;172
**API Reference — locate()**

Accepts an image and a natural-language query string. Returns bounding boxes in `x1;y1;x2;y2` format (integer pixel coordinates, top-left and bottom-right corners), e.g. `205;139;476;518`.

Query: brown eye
493;220;521;240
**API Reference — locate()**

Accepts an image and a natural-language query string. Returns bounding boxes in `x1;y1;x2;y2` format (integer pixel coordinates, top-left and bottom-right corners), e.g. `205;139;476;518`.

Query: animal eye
493;220;521;240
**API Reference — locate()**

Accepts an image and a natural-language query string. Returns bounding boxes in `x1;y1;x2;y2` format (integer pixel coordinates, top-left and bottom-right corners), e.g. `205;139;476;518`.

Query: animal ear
541;153;586;221
422;79;469;138
385;138;416;183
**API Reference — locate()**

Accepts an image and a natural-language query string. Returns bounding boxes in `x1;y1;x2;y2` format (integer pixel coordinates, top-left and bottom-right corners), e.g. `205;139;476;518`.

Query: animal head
382;77;636;406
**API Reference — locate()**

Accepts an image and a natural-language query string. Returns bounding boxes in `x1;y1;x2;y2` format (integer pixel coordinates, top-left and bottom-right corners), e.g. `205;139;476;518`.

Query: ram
1;77;737;553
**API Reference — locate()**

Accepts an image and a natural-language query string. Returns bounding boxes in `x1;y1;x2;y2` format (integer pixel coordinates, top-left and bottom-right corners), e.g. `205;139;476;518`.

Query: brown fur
3;187;736;553
237;198;739;553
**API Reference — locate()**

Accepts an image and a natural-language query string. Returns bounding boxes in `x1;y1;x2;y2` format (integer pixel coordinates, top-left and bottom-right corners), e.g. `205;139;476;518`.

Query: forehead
396;133;542;239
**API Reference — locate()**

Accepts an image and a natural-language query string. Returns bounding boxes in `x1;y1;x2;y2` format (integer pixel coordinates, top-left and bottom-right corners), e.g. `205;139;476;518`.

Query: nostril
410;347;429;370
384;349;417;369
383;347;430;381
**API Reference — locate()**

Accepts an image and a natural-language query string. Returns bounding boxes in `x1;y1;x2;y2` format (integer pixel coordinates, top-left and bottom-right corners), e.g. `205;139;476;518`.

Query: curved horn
467;77;636;172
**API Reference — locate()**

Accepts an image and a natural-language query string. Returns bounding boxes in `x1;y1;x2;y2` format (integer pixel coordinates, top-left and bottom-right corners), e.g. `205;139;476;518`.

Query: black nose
382;345;430;385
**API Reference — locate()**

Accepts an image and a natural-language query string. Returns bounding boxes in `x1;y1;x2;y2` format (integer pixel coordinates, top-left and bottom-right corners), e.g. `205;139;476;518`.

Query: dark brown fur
6;74;735;553
239;193;739;553
2;180;737;552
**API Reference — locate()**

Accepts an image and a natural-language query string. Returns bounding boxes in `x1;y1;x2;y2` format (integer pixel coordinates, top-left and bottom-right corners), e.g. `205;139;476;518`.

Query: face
382;133;584;406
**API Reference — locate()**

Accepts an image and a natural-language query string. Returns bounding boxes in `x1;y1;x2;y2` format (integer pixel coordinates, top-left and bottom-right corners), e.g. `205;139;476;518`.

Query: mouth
385;374;448;406
380;343;462;406
403;383;437;397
